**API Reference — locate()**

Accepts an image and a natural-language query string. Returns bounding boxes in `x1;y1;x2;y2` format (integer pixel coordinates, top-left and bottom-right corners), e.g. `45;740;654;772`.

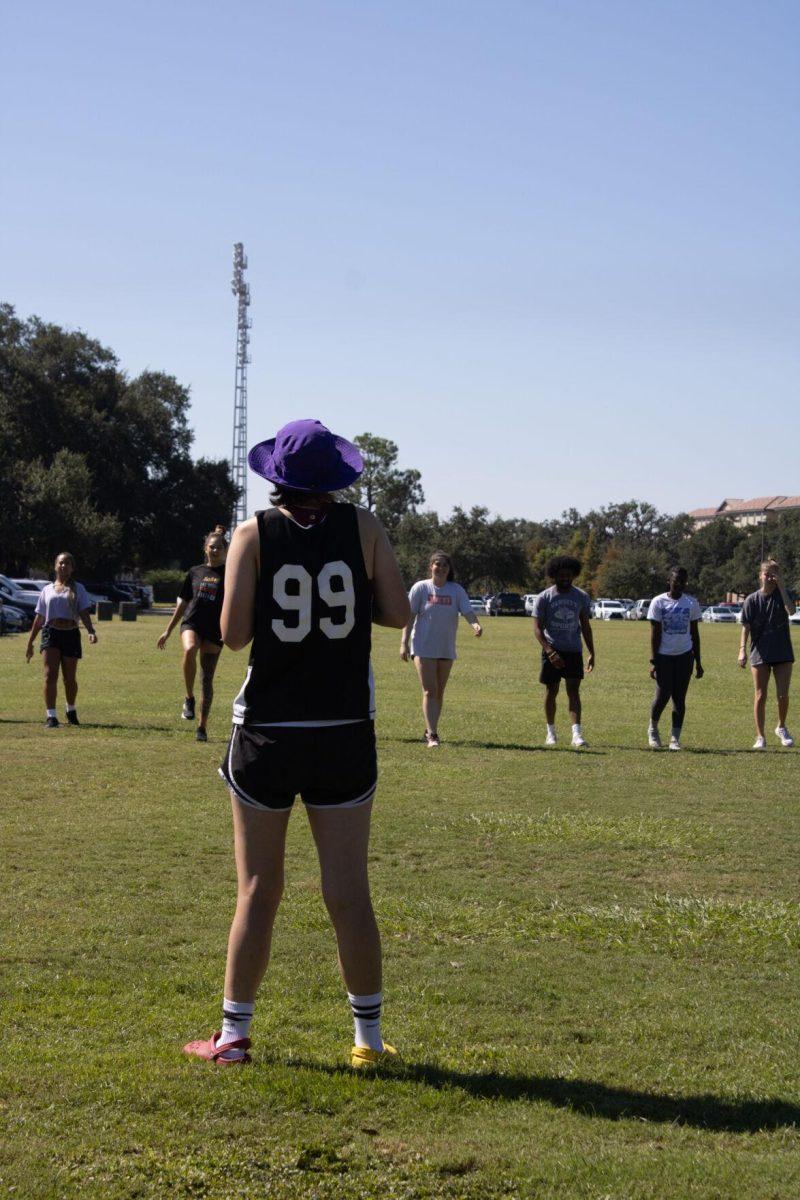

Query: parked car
468;596;484;612
702;606;737;623
85;582;140;608
12;578;48;594
2;603;29;632
522;593;538;615
594;599;627;621
485;592;526;616
626;598;653;621
789;609;800;626
0;575;38;621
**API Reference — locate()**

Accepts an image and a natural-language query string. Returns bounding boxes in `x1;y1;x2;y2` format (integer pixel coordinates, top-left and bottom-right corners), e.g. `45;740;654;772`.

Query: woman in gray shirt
738;559;796;749
400;551;482;747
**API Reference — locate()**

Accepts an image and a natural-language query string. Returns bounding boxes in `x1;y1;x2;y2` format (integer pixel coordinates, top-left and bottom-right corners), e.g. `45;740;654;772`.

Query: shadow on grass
390;737;606;756
287;1057;800;1132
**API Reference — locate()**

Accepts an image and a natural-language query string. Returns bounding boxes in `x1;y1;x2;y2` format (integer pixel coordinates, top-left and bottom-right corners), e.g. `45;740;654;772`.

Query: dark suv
485;592;526;616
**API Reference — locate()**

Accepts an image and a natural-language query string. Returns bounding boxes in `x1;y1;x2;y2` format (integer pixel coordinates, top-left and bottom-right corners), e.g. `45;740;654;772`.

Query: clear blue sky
2;0;798;521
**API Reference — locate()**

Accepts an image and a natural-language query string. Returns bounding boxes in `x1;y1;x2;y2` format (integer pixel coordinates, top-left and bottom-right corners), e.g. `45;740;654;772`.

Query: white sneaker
775;726;795;747
668;736;681;751
571;733;587;748
648;727;661;750
545;730;557;746
752;736;766;751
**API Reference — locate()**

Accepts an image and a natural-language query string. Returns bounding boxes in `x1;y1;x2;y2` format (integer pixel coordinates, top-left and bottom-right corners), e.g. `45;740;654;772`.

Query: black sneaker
65;710;80;726
45;716;60;729
195;727;208;743
181;697;195;721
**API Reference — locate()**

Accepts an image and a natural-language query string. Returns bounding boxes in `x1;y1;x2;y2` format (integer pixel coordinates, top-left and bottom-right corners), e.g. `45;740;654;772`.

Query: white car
594;599;627;621
468;597;484;612
702;606;737;623
788;609;800;626
626;599;652;621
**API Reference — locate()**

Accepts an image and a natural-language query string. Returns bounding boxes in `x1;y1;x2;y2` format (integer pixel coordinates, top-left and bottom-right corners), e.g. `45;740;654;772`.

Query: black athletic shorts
219;720;378;812
40;625;82;659
539;648;584;685
180;620;223;648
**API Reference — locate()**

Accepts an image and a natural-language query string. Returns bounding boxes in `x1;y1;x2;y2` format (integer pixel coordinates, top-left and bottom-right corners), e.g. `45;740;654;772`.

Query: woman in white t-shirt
25;551;98;728
646;566;703;750
400;551;482;746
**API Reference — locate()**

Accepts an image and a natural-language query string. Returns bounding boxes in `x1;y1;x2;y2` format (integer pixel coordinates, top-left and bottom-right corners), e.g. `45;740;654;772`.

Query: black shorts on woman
40;625;82;659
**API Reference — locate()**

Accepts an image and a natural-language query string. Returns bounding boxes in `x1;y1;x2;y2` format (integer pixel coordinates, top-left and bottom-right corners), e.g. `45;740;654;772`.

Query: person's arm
220;518;259;650
738;622;750;668
534;615;564;669
457;587;482;637
157;597;188;649
777;578;796;616
649;619;662;679
366;515;410;630
25;614;44;661
79;607;98;644
579;609;595;672
690;620;703;677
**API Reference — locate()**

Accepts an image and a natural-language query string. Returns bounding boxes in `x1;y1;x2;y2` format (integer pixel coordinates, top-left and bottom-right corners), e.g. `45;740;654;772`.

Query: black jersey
232;504;374;725
179;564;225;641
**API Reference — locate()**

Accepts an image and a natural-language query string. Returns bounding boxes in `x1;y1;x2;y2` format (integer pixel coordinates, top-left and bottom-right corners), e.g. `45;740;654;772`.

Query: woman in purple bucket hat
184;419;410;1068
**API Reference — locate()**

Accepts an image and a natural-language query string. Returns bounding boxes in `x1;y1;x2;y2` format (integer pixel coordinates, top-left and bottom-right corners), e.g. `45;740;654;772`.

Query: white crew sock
216;998;254;1060
546;723;556;737
348;990;384;1051
46;708;57;719
66;704;76;713
572;723;582;736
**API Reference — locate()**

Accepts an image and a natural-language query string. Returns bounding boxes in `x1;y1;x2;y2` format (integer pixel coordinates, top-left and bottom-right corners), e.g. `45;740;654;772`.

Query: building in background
689;496;800;530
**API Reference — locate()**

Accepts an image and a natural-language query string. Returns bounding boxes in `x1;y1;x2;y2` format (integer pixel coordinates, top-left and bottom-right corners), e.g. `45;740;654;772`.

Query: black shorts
539;649;583;685
180;621;223;648
40;625;82;659
219;720;378;812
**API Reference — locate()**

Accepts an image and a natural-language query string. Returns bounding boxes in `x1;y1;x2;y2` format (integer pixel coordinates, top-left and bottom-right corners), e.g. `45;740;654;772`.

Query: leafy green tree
342;433;424;534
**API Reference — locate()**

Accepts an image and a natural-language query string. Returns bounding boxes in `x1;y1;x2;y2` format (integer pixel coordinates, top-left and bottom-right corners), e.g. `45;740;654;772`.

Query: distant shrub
147;569;185;603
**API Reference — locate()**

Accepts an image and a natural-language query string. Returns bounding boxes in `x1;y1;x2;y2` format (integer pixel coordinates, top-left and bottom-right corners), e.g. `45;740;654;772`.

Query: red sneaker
183;1031;251;1064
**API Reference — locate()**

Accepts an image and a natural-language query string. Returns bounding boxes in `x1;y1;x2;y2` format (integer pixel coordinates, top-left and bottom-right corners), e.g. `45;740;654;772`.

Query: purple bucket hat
248;419;363;492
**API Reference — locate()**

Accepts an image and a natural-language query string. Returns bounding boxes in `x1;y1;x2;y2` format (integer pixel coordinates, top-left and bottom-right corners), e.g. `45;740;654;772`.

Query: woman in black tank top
183;421;410;1068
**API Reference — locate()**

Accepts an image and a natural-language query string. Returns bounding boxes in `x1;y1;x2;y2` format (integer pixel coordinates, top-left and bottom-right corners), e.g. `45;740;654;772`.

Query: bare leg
773;661;793;727
43;648;61;710
751;664;770;739
198;642;222;730
181;629;199;698
223;795;292;1002
415;656;441;736
544;680;560;724
435;659;453;730
307;799;381;996
565;679;582;725
61;656;79;707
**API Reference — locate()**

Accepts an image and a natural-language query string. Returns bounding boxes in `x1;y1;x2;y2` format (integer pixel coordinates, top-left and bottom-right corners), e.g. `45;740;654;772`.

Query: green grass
1;617;799;1199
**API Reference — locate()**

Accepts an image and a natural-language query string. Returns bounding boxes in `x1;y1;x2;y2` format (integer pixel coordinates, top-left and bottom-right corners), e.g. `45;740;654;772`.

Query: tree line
2;307;797;601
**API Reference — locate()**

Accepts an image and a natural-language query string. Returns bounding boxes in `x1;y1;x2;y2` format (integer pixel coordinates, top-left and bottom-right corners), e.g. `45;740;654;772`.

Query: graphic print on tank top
232;504;374;725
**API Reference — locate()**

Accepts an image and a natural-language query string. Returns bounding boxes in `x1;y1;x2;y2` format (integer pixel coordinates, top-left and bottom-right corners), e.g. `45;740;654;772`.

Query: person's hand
25;643;34;662
548;649;565;670
738;649;747;669
88;633;98;645
586;652;595;674
649;663;657;680
157;632;169;650
695;664;704;679
473;624;483;638
399;643;409;662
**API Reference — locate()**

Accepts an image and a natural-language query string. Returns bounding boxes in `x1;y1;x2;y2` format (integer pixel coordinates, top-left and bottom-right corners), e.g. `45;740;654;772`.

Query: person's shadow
282;1058;800;1133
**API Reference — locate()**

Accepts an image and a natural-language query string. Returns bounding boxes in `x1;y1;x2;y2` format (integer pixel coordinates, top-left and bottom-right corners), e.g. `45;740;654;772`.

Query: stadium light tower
230;242;251;529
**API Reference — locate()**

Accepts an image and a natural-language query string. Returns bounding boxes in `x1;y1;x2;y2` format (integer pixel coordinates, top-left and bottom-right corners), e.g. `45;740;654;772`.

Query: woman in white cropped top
25;551;97;728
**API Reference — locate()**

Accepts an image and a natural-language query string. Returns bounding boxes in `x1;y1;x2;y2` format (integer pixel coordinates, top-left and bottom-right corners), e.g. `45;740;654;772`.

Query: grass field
1;615;799;1199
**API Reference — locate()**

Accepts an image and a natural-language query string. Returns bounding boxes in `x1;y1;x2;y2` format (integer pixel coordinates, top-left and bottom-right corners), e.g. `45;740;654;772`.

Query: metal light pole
231;243;251;529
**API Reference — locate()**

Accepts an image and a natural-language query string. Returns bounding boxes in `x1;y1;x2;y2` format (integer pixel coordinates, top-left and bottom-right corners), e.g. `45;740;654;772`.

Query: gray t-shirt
532;585;591;653
408;580;476;660
741;590;795;666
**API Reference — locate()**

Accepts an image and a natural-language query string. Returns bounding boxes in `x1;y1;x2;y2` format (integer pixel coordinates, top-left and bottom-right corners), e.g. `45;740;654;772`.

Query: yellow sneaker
350;1043;402;1070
